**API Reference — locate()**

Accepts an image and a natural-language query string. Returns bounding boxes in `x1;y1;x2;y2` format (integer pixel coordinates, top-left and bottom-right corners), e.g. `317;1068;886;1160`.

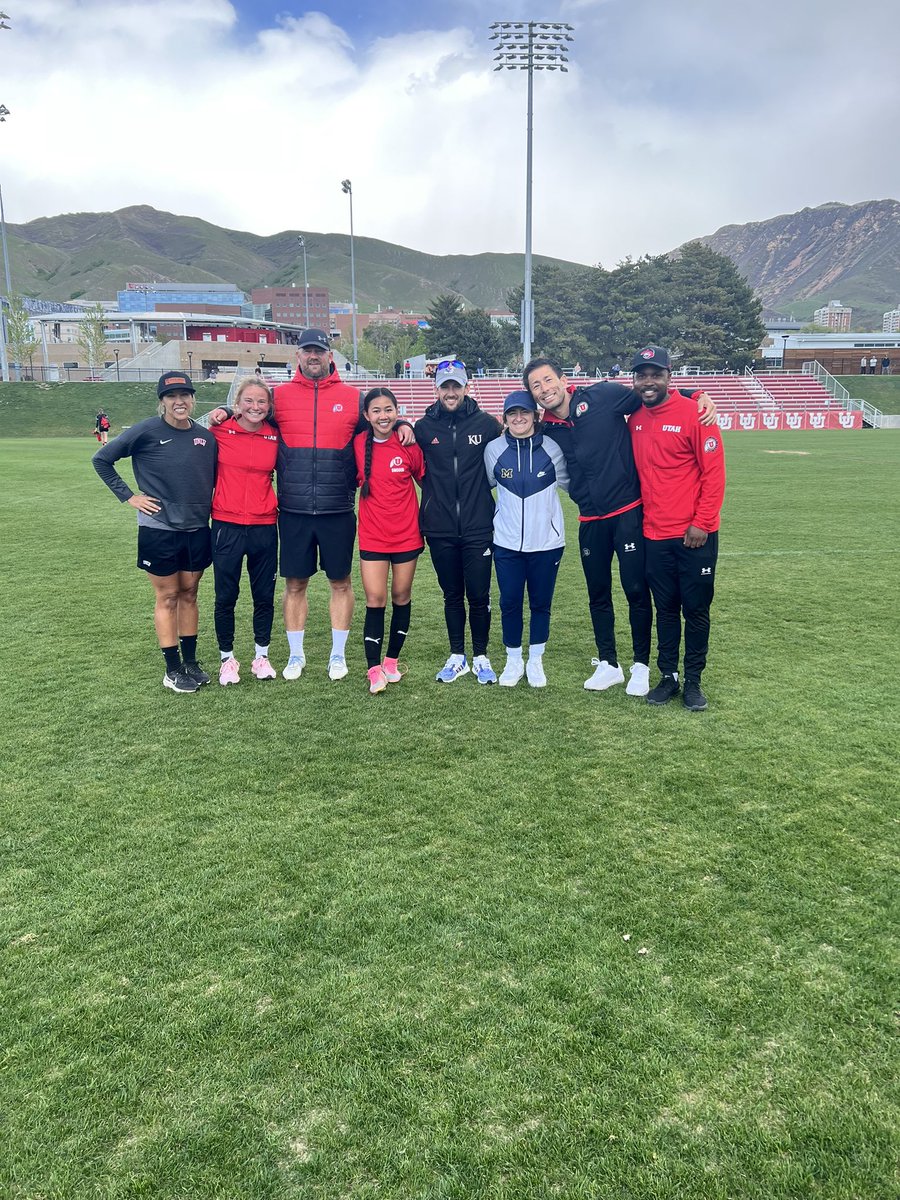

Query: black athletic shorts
137;526;212;576
279;510;356;581
358;546;423;564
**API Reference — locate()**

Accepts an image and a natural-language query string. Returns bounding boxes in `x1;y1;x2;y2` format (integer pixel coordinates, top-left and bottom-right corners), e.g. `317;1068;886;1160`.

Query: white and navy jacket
484;430;569;553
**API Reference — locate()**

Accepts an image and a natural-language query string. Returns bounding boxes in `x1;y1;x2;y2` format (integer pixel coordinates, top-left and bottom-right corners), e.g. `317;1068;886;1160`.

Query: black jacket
414;396;501;540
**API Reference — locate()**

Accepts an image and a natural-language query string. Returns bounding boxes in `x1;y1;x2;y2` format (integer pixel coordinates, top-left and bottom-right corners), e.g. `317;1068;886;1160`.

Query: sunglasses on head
437;359;465;371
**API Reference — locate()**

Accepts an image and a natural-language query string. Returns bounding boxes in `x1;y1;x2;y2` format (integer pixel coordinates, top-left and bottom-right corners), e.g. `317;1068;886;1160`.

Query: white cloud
0;0;897;269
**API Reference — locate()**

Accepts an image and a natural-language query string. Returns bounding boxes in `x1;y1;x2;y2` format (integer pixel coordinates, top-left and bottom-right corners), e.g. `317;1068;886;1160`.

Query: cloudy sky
2;0;897;267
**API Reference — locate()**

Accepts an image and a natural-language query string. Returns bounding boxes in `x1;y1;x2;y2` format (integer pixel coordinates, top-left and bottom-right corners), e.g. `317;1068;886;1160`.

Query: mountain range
5;199;899;330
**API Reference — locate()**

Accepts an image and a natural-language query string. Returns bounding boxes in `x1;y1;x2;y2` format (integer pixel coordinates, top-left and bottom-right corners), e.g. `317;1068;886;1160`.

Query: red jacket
211;417;279;524
273;365;363;514
629;391;725;540
354;430;425;554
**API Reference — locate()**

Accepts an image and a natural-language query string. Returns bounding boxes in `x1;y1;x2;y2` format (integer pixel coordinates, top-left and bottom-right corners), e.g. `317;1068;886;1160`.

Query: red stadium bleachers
376;371;841;422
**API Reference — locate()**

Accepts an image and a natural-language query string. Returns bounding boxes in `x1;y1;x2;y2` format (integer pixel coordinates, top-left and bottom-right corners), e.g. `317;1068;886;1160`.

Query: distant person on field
354;387;426;694
484;391;569;688
881;356;890;375
92;371;216;694
610;363;621;378
394;361;402;378
869;355;877;375
95;409;110;445
414;359;502;684
860;356;867;375
628;346;726;713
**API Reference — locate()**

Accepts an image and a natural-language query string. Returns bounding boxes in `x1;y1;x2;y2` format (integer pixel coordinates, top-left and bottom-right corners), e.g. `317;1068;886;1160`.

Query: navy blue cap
503;390;538;414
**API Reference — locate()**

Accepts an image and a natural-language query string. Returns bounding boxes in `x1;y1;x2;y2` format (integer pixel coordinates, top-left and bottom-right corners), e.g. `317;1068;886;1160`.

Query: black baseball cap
631;346;671;370
298;328;330;350
157;371;195;398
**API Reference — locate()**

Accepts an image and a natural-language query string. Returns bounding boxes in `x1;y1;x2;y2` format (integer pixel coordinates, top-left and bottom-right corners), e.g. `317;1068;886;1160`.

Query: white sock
287;630;305;656
528;643;545;660
449;652;466;665
331;628;349;657
220;649;233;661
255;644;269;658
505;646;523;662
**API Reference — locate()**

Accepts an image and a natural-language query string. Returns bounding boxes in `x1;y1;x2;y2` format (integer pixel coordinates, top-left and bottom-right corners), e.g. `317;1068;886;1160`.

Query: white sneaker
328;654;349;681
626;662;650;697
526;657;546;688
499;656;525;687
282;654;306;680
583;659;625;691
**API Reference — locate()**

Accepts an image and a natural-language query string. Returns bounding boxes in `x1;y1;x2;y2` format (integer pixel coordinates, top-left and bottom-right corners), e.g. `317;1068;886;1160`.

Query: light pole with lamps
489;20;573;366
781;333;789;371
341;180;358;373
114;349;120;381
297;235;310;327
187;350;193;380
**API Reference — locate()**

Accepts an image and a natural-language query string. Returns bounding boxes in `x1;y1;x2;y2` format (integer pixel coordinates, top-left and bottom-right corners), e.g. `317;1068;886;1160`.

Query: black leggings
212;520;278;652
426;536;493;657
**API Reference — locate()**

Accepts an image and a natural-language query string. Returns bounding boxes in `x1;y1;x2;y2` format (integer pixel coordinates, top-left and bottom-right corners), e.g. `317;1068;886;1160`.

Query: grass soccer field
1;432;897;1199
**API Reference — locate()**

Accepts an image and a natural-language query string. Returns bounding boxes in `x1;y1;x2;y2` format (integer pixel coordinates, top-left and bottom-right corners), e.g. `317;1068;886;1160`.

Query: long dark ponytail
361;387;399;499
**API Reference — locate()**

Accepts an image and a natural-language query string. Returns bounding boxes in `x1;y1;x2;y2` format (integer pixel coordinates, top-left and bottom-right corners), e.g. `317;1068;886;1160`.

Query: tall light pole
341;179;358;373
490;20;573;366
297;235;310;327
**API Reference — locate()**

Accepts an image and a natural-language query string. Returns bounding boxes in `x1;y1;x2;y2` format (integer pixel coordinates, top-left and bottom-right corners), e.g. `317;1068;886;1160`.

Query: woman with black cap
483;390;569;688
92;371;217;693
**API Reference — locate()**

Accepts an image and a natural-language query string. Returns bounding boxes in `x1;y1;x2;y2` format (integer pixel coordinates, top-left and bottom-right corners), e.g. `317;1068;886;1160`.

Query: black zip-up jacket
414;396;501;541
542;382;696;520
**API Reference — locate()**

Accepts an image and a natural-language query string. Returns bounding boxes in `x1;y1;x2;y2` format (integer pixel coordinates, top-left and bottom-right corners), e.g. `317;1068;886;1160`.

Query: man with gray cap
414;359;502;683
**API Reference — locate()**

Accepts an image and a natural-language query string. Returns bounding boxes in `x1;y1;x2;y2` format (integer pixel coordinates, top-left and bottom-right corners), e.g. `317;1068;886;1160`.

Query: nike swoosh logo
159;439;173;444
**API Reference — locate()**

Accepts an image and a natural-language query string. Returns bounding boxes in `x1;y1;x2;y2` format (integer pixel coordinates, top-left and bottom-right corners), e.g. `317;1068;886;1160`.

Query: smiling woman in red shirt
353;387;426;694
210;378;280;685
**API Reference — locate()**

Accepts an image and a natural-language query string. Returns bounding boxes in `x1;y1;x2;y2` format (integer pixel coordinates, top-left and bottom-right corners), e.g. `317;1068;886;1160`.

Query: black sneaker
163;668;199;694
182;660;211;686
646;674;680;706
682;680;708;711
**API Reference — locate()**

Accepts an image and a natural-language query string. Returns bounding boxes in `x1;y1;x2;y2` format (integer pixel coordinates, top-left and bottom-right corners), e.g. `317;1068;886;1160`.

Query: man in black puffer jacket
414;360;501;684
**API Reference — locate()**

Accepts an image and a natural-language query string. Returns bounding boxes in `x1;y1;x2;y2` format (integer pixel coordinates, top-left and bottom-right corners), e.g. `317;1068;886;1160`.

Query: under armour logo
624;542;636;552
701;567;712;575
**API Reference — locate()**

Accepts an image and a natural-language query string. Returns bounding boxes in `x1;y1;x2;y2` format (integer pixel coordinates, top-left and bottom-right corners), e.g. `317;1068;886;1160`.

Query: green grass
835;376;900;414
0;381;232;438
1;433;898;1199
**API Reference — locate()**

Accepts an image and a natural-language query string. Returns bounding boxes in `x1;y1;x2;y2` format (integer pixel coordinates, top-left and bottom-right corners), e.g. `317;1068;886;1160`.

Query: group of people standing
92;331;726;710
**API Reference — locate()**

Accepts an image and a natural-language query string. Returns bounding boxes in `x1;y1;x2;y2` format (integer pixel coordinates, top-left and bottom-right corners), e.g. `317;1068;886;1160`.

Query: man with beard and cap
524;357;716;697
629;346;726;712
414;358;502;683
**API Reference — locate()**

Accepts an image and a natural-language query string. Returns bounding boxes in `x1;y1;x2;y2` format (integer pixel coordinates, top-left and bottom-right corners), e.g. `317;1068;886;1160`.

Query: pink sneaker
367;665;387;694
382;657;406;683
251;655;277;680
219;657;240;686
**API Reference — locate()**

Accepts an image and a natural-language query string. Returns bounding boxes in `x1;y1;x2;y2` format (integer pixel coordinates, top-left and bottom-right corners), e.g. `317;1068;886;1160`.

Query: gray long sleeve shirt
92;416;217;530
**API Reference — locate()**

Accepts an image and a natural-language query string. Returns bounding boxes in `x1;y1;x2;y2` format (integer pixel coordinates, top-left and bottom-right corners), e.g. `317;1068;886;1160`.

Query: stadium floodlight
488;19;574;365
340;180;358;373
297;235;310;326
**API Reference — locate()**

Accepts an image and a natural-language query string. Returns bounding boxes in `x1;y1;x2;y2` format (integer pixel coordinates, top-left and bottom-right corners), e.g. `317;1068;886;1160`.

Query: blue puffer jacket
483;430;569;552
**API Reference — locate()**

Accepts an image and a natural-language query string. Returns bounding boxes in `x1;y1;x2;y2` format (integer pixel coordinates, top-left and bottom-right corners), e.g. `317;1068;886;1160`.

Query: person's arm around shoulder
679;388;717;426
684;411;726;547
408;441;426;483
